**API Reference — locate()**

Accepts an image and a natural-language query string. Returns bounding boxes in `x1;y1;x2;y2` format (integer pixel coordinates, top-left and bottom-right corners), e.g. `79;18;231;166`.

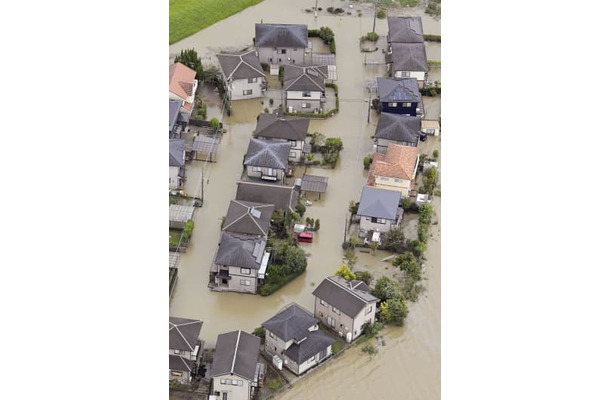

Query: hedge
259;269;305;296
284;82;340;118
423;34;441;42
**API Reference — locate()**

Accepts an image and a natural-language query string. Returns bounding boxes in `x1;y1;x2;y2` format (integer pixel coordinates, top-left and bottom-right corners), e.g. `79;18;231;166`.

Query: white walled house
367;143;419;197
284;65;328;114
254;112;310;162
374;112;421;152
255;23;308;66
244;138;291;183
386;43;428;89
169;63;198;115
217;50;266;104
169;317;203;384
356;186;403;236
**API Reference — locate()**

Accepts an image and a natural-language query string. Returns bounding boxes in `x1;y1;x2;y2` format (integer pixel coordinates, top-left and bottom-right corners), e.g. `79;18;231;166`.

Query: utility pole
372;1;377;34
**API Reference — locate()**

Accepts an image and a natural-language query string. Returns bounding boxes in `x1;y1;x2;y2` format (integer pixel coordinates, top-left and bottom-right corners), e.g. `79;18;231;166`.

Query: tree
318;26;335;44
408;239;427;259
422;167;438;195
349;201;359;217
342;248;358;268
370;240;379;255
372;276;400;302
419;203;434;226
295;202;306;217
325;137;344;153
384;227;407;253
380;297;408;326
174;48;204;80
392;252;422;281
210;117;220;131
309;131;326;152
354;270;373;286
335;263;357;281
284;246;307;273
363;155;373;170
314;219;320;231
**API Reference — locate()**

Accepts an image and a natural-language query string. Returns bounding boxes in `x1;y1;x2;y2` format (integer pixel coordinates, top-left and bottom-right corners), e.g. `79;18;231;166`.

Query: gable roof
387;16;424;43
169;355;194;372
255;23;308;48
215;233;267;270
374;113;421;144
235;181;298;212
217;50;265;81
169;100;182;131
387;43;429;72
312;276;379;319
284;65;326;92
367;144;419;185
357;186;401;219
210;330;261;380
169;317;203;351
254;113;309;141
377;78;421;103
262;303;318;342
222;200;274;236
169;62;197;100
283;329;334;364
169;139;185;167
244;138;291;170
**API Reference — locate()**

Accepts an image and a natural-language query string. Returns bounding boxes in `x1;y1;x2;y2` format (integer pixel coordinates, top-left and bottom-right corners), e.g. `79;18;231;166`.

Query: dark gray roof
374;113;421;144
222;200;274;236
169;100;182;131
283;329;334;365
377;78;421;103
244;138;290;170
312;276;379;319
217;50;265;80
284;65;326;92
300;174;328;193
255;113;309;141
215;233;267;270
357;186;401;219
388;43;428;72
387;16;424;43
235;181;298;212
210;330;261;380
169;139;185;167
169;317;203;351
255;23;308;48
262;304;317;342
169;355;194;372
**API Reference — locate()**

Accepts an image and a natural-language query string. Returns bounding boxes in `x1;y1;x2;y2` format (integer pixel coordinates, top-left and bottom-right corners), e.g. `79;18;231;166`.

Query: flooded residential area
169;1;440;399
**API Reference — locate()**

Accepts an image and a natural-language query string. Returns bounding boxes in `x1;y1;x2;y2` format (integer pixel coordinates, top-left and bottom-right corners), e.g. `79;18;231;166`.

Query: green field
170;0;264;44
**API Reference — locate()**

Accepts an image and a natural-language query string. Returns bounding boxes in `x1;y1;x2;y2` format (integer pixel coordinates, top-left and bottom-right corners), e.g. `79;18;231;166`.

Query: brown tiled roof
169;63;196;100
367;144;419;186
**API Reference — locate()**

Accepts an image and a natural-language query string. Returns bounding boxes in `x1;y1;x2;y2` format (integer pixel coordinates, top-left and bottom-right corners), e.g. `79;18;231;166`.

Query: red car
297;232;313;243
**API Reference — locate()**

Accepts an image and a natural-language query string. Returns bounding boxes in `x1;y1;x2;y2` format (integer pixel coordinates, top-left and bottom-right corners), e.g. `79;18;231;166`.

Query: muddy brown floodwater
170;1;440;399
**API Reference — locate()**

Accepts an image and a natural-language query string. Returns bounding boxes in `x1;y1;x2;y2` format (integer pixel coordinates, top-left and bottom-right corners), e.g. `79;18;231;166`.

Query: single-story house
386;43;428;89
169;138;185;190
376;77;422;116
211;232;270;294
356;186;403;236
255;23;308;66
169;62;198;115
284;65;328;114
244;138;291;183
387;16;424;44
222;200;274;237
421;119;441;136
312;276;379;342
367;144;420;197
254;113;310;162
262;303;334;376
169;204;195;230
217;50;266;103
374;112;421;152
169;317;204;384
234;181;299;212
209;330;262;400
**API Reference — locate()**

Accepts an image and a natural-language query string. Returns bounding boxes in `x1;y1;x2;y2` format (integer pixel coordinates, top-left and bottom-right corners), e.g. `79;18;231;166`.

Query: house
235;181;299;212
262;304;334;375
254;113;309;162
374;112;421;152
376;77;422;116
244;138;291;183
169;317;204;384
312;276;379;342
169;100;189;138
366;144;420;197
209;330;262;400
421;119;441;136
169;63;198;115
169;138;185;190
356;186;403;236
255;23;308;66
386;43;428;89
217;50;266;103
387;16;425;44
210;232;270;294
284;65;328;114
222;200;274;237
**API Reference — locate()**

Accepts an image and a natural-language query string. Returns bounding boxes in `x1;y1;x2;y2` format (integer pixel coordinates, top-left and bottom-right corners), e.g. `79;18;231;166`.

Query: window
303;91;311;97
289;151;297;158
243;89;253;95
222;392;228;400
389;102;397;107
320;311;324;317
281;49;287;54
371;217;386;224
308;356;315;363
220;378;227;384
240;280;251;286
290;141;297;147
240;268;251;275
252;166;262;172
402;102;411;107
332;306;341;315
269;57;273;62
320;299;327;306
278;58;282;62
366;305;373;314
394;178;403;183
269;331;275;339
174;349;180;354
171;371;182;377
301;102;311;108
247;77;257;83
380;177;390;181
400;71;410;78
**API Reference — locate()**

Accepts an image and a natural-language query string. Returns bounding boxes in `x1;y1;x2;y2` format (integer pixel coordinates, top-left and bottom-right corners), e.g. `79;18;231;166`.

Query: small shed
192;135;220;162
421;119;440;136
300;174;328;200
169;205;195;229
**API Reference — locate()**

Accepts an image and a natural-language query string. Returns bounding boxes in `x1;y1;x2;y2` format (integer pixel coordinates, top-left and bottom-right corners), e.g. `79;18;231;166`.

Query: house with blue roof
376;77;422;116
356;186;404;236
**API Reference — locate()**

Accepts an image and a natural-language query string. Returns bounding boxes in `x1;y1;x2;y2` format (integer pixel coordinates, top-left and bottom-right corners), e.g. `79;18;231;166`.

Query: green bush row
259;269;305;296
423;34;441;42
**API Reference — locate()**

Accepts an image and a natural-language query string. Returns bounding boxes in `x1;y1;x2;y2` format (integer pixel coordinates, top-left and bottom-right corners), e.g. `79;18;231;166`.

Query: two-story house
254;112;309;162
169;138;185;190
284;65;327;114
244;138;291;183
262;304;335;375
374;112;421;152
367;143;420;197
221;200;274;238
169;62;198;116
255;23;308;67
386;16;428;89
312;276;379;342
387;16;425;44
169;317;204;384
235;181;299;213
217;50;266;104
376;77;422;116
209;330;261;400
356;186;403;237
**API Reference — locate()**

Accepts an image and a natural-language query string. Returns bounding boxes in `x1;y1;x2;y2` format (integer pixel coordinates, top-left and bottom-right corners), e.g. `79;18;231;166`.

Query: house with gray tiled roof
169;138;185;190
387;16;424;44
222;200;274;237
356;186;403;236
255;23;308;66
217;50;266;103
262;303;334;375
374;112;421;152
235;181;299;213
254;112;310;162
283;64;328;114
386;42;428;89
244;138;291;183
312;276;379;342
377;77;422;116
169;317;203;384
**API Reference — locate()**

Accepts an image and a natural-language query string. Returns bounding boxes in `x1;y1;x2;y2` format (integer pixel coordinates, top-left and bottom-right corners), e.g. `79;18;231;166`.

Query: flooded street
170;1;440;398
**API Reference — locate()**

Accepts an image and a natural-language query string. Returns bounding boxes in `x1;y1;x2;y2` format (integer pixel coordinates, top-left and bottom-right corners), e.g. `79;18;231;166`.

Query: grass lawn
169;229;184;247
170;0;264;44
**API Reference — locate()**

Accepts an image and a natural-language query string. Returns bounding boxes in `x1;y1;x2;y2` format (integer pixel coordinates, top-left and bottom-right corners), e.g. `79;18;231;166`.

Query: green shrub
354;270;373;286
326;7;334;13
305;8;312;13
335;263;357;281
184;220;194;237
314;218;320;231
373;276;401;303
295;202;306;217
252;327;265;338
377;9;386;19
363;155;373;170
362;343;378;355
424;34;441;42
380;297;408;326
433;150;439;159
210;117;220;131
362;32;379;42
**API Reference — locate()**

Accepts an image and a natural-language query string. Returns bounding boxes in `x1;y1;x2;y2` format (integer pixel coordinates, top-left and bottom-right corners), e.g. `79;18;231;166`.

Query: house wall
314;297;377;340
212;374;252;400
381;101;418;116
169;369;190;384
257;47;305;65
246;166;285;183
295;344;331;375
264;330;292;356
286;95;322;113
229;78;264;101
169;166;181;189
359;216;394;234
170;79;198;107
392;70;426;88
215;265;258;294
372;176;412;197
375;138;417;153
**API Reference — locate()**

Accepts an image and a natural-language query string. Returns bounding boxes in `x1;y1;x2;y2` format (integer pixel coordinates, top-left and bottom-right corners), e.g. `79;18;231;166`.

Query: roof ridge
230;330;241;374
326;276;370;304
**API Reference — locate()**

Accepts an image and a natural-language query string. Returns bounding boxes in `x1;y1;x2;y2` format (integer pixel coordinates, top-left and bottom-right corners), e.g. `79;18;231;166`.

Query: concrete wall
169;166;181;189
286;96;322;113
359;216;394;234
246;165;285;183
264;329;291;355
215;265;258;294
257;47;305;65
314;297;377;340
229;77;264;101
392;70;426;88
212;374;252;400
